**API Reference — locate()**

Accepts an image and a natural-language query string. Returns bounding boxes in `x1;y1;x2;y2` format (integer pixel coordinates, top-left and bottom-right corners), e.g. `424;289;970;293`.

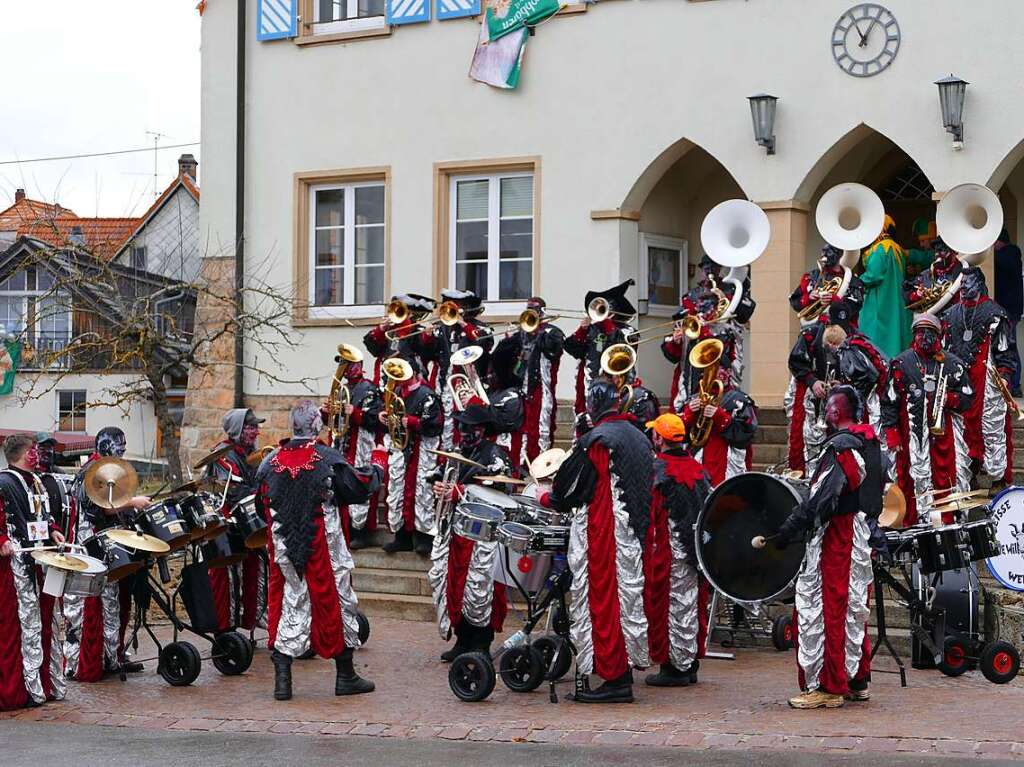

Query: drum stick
751;533;780;550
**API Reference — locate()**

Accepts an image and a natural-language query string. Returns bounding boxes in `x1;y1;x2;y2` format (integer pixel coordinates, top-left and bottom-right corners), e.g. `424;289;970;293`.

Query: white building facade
198;0;1024;408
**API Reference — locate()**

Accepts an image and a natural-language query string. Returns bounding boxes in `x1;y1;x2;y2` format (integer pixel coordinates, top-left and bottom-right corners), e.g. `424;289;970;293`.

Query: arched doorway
621;141;747;399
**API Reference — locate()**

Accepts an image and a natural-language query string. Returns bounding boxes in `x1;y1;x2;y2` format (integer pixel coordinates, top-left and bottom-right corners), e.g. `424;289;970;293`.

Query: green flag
471;24;528;90
0;341;21;396
484;0;563;42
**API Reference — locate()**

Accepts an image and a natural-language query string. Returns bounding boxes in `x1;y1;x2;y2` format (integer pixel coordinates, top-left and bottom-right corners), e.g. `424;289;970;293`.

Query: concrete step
752;444;788;463
354;548;430;572
757;408;788;427
353;566;432;598
358;591;435;623
753;424;788;445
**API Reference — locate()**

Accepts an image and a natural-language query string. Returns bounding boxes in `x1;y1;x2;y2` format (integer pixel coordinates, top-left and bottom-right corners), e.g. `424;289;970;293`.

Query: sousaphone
700;199;771;321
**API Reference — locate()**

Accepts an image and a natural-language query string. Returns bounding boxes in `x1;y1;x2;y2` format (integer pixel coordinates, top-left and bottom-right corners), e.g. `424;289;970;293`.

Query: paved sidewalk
4;617;1023;760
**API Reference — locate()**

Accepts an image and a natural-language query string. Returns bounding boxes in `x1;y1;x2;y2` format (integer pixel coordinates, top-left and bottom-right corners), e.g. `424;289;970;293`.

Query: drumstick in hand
751;533;780;550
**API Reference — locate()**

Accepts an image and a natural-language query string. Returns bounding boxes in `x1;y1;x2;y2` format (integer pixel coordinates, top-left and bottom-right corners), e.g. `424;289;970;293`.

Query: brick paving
15;616;1024;759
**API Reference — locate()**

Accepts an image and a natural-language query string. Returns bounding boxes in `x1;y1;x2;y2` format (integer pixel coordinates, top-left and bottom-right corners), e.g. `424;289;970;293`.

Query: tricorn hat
584;279;636;318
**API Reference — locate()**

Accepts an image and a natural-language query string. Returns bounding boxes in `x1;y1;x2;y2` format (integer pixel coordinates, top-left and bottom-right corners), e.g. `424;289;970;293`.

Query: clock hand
853;19;868;46
859;13;882;47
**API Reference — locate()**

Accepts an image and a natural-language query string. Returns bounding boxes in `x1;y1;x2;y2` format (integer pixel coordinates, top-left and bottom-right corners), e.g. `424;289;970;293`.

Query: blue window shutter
437;0;479;20
257;0;298;40
386;0;431;25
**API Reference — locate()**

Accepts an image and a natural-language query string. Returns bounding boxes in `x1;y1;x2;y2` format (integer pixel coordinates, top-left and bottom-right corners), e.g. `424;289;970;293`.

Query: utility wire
0;142;200;167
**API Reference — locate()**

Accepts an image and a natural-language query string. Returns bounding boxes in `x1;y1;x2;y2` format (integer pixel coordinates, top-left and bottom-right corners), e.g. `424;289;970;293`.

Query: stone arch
620;137;748;212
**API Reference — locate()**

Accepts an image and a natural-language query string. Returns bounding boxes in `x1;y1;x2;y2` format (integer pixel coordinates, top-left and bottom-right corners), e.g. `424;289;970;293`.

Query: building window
638;233;687;316
0;266;71;359
294;168;390;324
130;246;147;271
57;390;87;432
313;0;385;34
449;172;534;302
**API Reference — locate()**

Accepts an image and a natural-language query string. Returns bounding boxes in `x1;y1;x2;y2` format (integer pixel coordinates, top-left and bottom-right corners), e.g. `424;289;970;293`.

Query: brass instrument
989;363;1024;422
905;275;952;312
326;343;364;447
383;300;434;340
382;357;413;449
387;299;411;325
798;275;844;322
929;358;948;437
687;338;725;449
814;364;837;431
448;345;489;411
246;445;275;467
600;343;637;414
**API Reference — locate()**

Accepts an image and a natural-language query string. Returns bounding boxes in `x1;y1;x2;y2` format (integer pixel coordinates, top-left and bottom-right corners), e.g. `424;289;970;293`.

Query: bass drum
696;472;808;604
985;486;1024;592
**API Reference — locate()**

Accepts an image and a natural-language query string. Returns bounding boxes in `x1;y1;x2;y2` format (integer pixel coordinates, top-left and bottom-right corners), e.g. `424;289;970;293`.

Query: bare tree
4;240;310;483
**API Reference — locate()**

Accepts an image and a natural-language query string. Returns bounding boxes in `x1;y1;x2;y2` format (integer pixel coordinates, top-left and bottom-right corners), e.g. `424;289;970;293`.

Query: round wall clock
831;4;900;78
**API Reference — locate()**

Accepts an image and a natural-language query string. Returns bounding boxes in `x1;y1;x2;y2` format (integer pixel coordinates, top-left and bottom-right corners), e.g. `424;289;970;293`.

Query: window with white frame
0;267;71;353
310;182;385;309
450;173;534;303
313;0;385;34
638;233;687;315
57;390;87;433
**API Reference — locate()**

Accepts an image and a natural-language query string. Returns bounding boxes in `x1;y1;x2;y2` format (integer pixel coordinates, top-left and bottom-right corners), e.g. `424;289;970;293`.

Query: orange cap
645;412;687;442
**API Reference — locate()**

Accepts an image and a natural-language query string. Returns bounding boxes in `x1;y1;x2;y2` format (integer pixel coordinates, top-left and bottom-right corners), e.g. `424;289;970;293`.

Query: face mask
240;424;260;449
913;328;941;356
97;430;127;457
36;444;54;472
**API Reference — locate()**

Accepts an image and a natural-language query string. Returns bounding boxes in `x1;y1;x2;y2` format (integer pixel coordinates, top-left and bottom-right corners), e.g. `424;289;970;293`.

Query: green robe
859;238;910;358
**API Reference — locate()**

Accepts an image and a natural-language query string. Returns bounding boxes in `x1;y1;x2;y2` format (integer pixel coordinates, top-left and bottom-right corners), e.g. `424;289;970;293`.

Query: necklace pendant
963;329;973;342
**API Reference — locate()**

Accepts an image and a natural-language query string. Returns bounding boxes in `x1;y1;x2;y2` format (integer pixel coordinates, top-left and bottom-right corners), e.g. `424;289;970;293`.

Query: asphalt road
1;723;1016;767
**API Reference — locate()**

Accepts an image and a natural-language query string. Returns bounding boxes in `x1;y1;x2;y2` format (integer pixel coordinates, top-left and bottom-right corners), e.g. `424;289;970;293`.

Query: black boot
413;530;433;556
573;670;634;704
687;659;699;684
272;650;292;701
440;623;472;663
383;528;413;554
335;648;375;695
348;527;370;551
469;625;494;655
644;663;690;687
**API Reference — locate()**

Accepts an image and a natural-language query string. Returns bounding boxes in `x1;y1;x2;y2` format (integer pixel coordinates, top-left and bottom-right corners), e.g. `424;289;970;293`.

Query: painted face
240;423;260;449
913;327;941;356
23;443;40;471
36;443;55;472
97;429;127;458
824;396;849;431
457;423;486;450
960;269;986;302
346;361;364;381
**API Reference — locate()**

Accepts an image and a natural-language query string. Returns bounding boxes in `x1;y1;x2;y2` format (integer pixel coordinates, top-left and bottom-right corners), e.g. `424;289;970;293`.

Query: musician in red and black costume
492;297;565;466
419;289;494;451
941;266;1015;487
767;385;882;710
548;378;653;704
662;307;741;416
485;346;527;473
563;280;638;417
71;427;151;680
789;245;865;323
0;434;66;710
204;408;266;634
642;413;712;688
881;315;974;526
256;401;383;701
903;238;962;310
824;299;889;436
680;366;757;486
427;403;511;661
326;358;386;550
363;293;435;385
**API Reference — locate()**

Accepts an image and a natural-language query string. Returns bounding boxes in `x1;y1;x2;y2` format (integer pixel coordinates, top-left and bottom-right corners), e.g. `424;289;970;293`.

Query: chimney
14;189;25;203
178;154;198;181
69;225;86;246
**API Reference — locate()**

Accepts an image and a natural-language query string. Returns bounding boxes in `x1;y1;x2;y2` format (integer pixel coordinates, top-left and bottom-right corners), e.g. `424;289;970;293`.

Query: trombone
382;299;433;340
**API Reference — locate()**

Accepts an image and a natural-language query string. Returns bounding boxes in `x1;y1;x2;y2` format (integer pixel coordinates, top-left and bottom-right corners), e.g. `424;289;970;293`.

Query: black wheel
533;636;572;681
448;651;496;702
356;610;371;646
771;614;795;652
212;631;253;676
937;637;971;677
980;641;1020;684
159;641;202;687
498;646;545;693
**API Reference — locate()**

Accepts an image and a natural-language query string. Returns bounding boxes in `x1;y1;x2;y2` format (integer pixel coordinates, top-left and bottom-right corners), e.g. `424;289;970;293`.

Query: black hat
584;279;636;318
396;293;436;314
440;288;483;316
453;403;497;427
35;431;57;446
827;298;859;327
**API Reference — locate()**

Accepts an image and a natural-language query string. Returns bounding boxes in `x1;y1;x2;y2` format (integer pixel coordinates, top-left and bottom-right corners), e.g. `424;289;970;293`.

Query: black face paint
913;328;941;356
961;269;986;301
96;427;127;458
36;443;55;472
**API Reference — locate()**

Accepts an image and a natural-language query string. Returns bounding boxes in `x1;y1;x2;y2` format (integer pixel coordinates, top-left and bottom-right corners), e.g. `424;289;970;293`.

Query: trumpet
929;359;948;437
326;343;364;448
600;343;637;414
814;364;836;431
448;345;489;411
382;357;413;449
989;364;1024;421
798;275;844;322
687;338;724;449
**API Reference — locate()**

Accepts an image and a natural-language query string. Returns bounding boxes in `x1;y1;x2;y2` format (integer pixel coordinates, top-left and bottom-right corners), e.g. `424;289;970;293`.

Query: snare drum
526;525;570;553
176;493;209;541
495;521;535;553
452;503;505;543
83;532;144;582
915;524;968;574
884;529;916;567
202;528;247;568
135;500;191;552
463;485;520;519
62;553;108;597
510;495;570;527
231;494;268;549
963;518;999;562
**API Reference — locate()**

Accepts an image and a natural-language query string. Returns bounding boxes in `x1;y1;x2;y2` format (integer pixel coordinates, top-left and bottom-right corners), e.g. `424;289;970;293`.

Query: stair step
756;408;788;426
353;566;432;597
358;591;435;622
753;425;788;444
353;548;430;572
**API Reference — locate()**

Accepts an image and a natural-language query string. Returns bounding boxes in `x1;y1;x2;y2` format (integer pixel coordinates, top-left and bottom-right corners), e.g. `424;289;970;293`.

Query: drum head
696;472;807;604
457;502;505;523
464;486;518;511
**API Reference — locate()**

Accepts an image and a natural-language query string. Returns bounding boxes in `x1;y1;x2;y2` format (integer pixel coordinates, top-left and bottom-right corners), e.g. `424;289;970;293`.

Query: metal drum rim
981;484;1024;591
694;471;807;605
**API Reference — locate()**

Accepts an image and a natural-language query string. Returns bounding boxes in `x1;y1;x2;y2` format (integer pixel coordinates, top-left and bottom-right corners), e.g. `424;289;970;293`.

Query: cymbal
475;474;528;485
878;485;906;529
529;448;566;481
426;448;486;469
82;457;139;510
104;528;171;554
31;550;88;572
193;444;232;470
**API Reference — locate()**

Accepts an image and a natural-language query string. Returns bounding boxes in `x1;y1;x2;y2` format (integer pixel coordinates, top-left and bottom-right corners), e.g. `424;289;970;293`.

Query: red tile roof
0;195;141;260
0;198;77;231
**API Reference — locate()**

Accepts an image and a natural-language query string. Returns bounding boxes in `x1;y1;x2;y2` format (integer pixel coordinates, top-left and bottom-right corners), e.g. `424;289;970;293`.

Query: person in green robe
858;215;912;358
